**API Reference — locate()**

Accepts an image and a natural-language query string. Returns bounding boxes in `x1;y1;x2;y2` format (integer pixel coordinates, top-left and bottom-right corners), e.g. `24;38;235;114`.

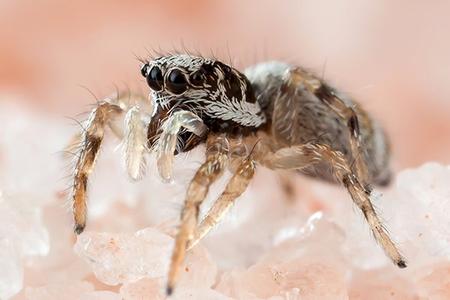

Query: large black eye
146;66;163;91
166;69;188;94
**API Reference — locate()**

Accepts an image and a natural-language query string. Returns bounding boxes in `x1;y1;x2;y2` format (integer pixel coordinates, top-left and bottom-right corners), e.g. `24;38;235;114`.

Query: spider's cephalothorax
141;55;266;141
70;53;406;296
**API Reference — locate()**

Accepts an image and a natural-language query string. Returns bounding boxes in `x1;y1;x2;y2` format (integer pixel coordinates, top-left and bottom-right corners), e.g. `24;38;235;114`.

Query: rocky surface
1;102;449;299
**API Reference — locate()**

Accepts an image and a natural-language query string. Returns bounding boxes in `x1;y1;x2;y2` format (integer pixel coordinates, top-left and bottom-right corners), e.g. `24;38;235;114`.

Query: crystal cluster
1;101;450;299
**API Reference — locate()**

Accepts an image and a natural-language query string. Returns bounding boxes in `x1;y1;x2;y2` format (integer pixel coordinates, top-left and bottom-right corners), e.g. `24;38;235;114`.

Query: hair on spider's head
142;54;266;131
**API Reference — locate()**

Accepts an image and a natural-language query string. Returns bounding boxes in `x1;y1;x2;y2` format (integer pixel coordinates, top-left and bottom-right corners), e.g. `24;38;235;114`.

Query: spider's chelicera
70;53;406;295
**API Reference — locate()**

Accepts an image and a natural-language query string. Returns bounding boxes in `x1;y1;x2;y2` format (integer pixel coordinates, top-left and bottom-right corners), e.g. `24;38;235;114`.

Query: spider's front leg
71;93;150;234
72;101;123;234
167;134;230;295
261;142;407;268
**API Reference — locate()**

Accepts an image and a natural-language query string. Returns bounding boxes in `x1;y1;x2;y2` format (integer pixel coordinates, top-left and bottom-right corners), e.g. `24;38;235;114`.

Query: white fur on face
149;54;267;128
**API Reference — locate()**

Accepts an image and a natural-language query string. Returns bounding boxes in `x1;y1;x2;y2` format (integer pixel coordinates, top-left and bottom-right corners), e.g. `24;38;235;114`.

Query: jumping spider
71;54;406;295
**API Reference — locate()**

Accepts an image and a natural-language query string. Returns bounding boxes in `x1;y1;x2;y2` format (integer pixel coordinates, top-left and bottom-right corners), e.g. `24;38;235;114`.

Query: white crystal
74;228;173;285
25;281;94;300
0;239;23;300
120;278;164;300
383;163;450;264
0;192;49;299
216;213;348;300
1;101;450;299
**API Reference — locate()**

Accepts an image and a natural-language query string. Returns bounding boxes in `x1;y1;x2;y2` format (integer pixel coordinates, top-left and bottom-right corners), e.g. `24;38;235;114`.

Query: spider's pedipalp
156;110;207;181
123;105;149;181
167;134;229;294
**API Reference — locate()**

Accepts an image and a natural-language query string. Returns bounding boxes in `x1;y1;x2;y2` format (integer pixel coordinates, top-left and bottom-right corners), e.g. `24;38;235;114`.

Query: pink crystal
216;213;349;300
74;228;173;285
120;278;164;300
24;281;122;300
1;102;450;299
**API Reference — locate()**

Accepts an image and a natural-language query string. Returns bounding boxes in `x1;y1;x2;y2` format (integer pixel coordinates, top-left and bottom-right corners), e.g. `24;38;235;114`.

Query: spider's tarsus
74;224;85;235
166;285;173;296
397;259;407;269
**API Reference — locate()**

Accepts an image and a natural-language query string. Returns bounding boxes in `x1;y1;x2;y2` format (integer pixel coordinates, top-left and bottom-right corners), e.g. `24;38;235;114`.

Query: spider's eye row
146;65;164;91
166;69;188;95
140;63;150;77
190;70;204;87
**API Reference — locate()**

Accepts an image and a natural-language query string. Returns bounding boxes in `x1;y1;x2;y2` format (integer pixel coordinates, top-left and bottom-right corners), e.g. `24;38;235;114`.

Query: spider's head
141;54;266;130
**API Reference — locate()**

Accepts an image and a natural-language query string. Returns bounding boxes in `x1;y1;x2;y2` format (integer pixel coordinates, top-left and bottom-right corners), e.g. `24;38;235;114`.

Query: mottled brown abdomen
246;61;391;185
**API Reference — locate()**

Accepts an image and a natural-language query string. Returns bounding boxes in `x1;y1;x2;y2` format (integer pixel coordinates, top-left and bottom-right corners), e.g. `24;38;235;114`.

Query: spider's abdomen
245;62;391;186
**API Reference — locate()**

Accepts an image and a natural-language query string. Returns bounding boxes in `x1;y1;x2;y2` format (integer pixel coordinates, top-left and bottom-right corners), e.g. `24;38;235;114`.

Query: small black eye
166;69;188;94
190;70;204;87
140;63;150;77
146;66;163;91
222;65;231;74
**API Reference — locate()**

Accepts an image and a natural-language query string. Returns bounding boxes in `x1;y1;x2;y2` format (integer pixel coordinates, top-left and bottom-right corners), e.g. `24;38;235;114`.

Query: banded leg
186;157;256;251
71;93;151;233
67;92;151;174
72;101;123;234
262;142;406;268
156;110;208;182
287;68;369;183
167;135;229;295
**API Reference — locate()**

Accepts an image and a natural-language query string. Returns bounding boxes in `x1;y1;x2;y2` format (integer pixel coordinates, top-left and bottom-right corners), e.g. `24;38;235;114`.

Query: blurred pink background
1;0;449;169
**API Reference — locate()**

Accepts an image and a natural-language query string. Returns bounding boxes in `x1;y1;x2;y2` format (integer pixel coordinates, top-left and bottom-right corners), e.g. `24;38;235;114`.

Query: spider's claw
166;285;173;296
397;259;407;269
74;223;85;235
73;201;87;235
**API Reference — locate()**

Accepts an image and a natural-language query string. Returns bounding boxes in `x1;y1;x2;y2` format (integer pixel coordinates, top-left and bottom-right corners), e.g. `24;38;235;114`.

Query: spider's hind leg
286;67;380;185
262;142;406;269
